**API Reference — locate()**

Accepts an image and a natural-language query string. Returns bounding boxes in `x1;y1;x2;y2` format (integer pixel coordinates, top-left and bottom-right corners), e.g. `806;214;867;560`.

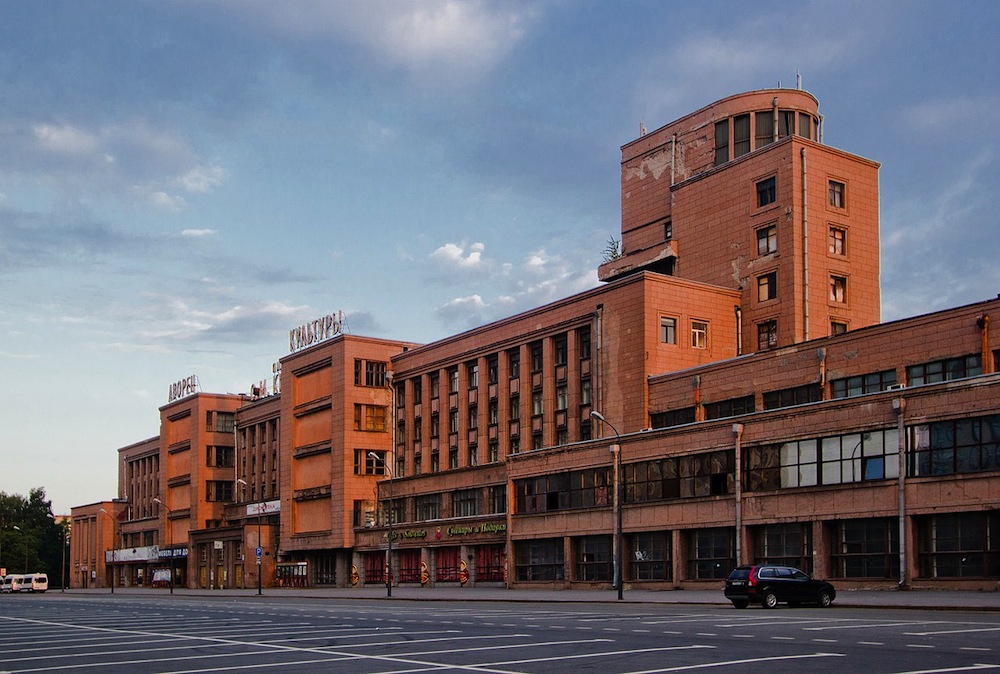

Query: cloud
148;190;187;211
179;164;227;193
182;228;218;237
33;123;100;154
900;95;1000;140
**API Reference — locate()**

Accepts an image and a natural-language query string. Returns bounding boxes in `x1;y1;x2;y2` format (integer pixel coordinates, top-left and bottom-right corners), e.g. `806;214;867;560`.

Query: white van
0;575;13;592
25;573;48;592
2;575;25;592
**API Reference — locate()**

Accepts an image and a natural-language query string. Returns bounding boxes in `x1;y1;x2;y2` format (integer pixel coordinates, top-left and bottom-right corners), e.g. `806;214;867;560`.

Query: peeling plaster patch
731;255;746;286
626;148;672;181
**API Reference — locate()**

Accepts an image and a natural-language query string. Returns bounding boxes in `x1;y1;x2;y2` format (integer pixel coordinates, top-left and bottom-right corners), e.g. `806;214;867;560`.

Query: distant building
72;89;1000;592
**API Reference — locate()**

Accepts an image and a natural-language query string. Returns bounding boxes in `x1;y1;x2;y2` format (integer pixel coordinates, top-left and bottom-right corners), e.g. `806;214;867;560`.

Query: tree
0;488;66;585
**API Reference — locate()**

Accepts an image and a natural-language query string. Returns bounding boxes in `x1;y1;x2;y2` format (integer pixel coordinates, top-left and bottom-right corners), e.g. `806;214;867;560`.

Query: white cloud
182;228;218;237
33;123;100;154
431;241;486;269
179;164;227;193
901;95;1000;139
148;190;187;212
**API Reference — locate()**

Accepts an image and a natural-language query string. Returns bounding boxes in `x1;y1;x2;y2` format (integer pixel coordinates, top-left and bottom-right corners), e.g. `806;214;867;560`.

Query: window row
361;485;507;526
660;317;709;349
714;109;816;166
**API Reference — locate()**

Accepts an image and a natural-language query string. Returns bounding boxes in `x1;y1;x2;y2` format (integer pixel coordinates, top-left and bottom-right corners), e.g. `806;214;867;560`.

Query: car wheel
761;591;779;609
819;591;833;608
732;600;749;609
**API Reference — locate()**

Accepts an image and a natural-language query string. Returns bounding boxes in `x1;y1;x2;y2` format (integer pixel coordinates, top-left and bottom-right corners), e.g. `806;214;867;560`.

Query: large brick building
71;89;999;592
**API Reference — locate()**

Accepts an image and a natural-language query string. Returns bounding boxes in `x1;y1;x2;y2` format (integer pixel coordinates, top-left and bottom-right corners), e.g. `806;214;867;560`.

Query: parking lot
2;594;999;673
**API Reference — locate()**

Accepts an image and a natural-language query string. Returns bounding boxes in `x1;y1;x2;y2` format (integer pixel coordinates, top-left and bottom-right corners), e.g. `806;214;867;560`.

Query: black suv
724;564;835;609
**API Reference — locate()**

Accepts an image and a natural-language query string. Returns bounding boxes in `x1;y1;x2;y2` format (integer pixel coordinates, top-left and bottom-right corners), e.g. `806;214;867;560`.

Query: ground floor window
313;553;337;586
689;527;735;580
574;535;612;581
476;545;505;582
436;546;461;582
364;552;385;584
832;518;899;579
514;538;564;581
631;531;672;581
752;522;812;572
917;511;1000;578
398;549;422;583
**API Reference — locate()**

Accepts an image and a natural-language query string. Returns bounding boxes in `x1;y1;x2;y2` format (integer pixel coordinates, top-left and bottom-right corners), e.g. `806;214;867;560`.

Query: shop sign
168;374;198;402
157;547;189;559
247;500;281;516
446;522;507;536
388;529;428;541
289;311;343;353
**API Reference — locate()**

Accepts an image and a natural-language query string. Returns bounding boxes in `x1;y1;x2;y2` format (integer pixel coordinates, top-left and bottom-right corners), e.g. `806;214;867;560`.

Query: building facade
71;88;1000;592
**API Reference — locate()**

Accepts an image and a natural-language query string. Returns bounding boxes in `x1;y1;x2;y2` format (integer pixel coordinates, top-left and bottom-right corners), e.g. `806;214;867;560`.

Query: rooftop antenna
639;121;646;136
796;70;802;90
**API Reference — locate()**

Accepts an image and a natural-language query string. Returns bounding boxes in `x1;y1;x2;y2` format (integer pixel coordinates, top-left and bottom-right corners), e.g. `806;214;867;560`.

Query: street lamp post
591;410;624;601
152;498;174;594
368;452;393;597
97;510;115;593
236;479;263;596
12;525;29;576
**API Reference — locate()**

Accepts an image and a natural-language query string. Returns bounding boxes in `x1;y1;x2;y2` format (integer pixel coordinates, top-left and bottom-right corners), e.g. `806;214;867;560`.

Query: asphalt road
2;594;999;673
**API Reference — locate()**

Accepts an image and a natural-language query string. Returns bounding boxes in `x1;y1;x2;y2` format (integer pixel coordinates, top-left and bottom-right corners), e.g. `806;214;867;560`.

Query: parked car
724;564;835;609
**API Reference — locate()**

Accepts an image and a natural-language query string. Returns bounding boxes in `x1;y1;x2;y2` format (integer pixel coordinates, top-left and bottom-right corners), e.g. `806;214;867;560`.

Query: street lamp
591;410;624;601
368;452;393;597
12;525;29;576
97;510;115;593
152;498;174;594
236;479;263;596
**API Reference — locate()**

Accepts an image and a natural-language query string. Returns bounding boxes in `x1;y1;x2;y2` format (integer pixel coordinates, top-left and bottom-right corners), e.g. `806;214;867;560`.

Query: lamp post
236;479;263;595
61;528;69;592
12;525;29;576
590;410;623;601
97;510;115;593
368;452;393;597
152;498;174;594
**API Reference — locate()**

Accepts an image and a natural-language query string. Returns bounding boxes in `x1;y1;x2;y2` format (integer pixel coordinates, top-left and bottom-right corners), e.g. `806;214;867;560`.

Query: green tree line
1;488;69;587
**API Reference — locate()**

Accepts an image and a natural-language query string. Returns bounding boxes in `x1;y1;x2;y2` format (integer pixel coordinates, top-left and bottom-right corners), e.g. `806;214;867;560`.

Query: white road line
805;621;947;631
622;651;845;673
891;664;1000;673
906;627;1000;636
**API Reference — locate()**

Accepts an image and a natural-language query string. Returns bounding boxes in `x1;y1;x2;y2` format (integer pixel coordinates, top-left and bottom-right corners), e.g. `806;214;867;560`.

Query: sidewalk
61;585;1000;611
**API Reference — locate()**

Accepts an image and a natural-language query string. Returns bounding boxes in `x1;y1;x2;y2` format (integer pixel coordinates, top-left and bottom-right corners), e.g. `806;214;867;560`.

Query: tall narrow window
798;113;813;139
757;320;778;350
756;176;776;207
714;119;729;165
829;180;846;208
733;114;750;157
660;316;677;344
778;110;795;137
757;224;777;255
757;271;777;302
830;275;848;303
829;226;847;256
755;110;774;148
691;321;709;349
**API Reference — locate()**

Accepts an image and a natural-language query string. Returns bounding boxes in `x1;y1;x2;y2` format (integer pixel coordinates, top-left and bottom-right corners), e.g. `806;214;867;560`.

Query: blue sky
2;0;998;515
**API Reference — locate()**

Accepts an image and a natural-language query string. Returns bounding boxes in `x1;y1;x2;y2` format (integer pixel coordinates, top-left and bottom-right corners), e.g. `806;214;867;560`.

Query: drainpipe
801;147;810;341
817;347;827;393
595;305;604;417
894;397;907;589
734;306;743;356
772;97;779;142
978;314;991;373
733;423;744;564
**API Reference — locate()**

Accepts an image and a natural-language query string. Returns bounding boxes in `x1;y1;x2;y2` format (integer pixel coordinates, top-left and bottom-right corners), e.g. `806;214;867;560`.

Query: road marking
622;651;845;673
906;627;1000;637
892;665;1000;673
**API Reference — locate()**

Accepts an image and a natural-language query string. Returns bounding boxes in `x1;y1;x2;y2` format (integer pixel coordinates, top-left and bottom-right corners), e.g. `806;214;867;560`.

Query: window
834;518;899;579
532;390;543;416
690;528;735;580
829;275;847;303
757;224;777;255
429;414;440;438
448;409;458;434
452;489;479;517
624;450;733;503
829;180;846;208
435;547;461;582
917;512;1000;578
650;407;696;429
751;524;812;572
907;354;981;386
578;327;591;360
214;412;235;433
798;112;813;139
530;341;543;372
757;320;778;350
477;544;506;581
757;271;777;302
691;320;708;349
488;484;507;513
555;385;568;411
206;480;234;502
398;549;422;583
778;110;795;138
354;450;386;475
430;374;440;399
414;494;440;521
733;113;750;157
355;360;388;387
664;219;673;240
755;110;773;148
830;369;897;398
515;468;611;513
554;335;568;366
705;395;755;420
206;445;234;468
354;404;387;432
831;321;848;335
508;348;520;379
364;551;385;584
581;378;592;405
448;367;459;394
488;441;499;463
632;532;672;581
660;316;677;344
467;361;479;389
756;176;776;207
763;383;822;410
515;538;564;581
714;119;729;165
909;413;1000;477
412;379;422;404
575;535;612;581
829;226;846;255
487;355;498;385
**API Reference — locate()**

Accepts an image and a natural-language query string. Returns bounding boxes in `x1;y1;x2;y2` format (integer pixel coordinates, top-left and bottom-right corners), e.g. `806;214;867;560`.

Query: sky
2;0;999;516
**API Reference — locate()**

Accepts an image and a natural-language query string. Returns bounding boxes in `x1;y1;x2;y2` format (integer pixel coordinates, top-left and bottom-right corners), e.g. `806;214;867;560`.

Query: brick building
72;88;1000;592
